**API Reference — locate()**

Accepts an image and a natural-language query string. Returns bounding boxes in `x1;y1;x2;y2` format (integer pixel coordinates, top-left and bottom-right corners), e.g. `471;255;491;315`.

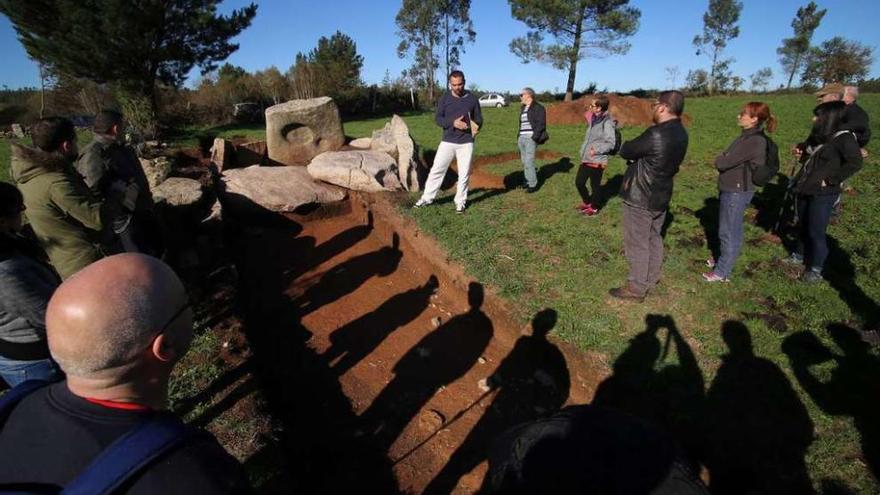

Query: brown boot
609;284;645;302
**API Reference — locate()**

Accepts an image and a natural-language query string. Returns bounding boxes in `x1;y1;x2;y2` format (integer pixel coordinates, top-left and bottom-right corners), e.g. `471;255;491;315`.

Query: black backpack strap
61;416;193;495
0;380;52;424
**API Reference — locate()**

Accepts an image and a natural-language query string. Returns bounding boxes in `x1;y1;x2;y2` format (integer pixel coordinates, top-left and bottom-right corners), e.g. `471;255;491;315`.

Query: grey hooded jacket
0;234;59;360
579;112;616;166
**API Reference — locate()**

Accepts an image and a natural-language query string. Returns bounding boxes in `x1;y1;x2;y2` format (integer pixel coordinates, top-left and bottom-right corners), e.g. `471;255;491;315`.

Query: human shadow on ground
500;157;574;190
295;232;402;317
479;404;709;494
592;314;705;468
592;315;818;493
229;219;400;494
823;237;880;329
172;360;254;418
596;173;624;210
323;274;440;375
661;210;677;239
357;282;494;453
703;321;815;494
783;323;880;481
430;186;507;208
422;308;570;495
695;197;720;260
752;172;794;235
282;212;373;283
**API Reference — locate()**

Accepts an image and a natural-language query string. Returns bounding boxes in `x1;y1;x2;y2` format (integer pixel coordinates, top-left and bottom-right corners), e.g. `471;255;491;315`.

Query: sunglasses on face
154;301;191;341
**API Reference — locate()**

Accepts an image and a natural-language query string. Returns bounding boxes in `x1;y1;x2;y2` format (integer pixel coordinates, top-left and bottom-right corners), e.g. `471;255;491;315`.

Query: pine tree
777;2;826;89
693;0;743;95
508;0;640;102
0;0;257;111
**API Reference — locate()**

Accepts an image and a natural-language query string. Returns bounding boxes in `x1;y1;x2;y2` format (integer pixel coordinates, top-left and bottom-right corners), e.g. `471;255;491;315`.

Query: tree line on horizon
0;0;876;132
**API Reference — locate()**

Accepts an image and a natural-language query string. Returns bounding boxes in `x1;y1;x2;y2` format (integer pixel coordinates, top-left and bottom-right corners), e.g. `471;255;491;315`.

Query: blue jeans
518;135;538;188
0;354;62;387
795;194;837;271
714;191;754;278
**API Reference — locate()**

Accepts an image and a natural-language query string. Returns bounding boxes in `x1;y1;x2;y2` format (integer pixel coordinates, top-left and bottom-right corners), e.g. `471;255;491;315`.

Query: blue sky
2;0;879;93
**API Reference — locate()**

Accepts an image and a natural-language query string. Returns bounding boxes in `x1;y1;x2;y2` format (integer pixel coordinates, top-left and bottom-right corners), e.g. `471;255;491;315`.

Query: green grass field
353;95;880;492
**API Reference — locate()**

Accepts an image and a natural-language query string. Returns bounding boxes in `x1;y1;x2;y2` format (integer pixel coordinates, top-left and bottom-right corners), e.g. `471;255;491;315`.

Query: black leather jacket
619;119;689;211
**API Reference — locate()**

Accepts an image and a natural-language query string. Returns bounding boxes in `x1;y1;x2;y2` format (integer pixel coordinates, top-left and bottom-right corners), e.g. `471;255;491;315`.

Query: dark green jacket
11;144;109;279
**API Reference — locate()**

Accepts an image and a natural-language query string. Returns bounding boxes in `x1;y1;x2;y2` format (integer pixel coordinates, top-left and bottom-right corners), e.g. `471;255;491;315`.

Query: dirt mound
546;94;691;127
472;150;563;167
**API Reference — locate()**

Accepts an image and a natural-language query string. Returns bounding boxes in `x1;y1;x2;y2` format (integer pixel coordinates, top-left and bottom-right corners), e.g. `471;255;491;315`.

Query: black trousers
575;164;604;206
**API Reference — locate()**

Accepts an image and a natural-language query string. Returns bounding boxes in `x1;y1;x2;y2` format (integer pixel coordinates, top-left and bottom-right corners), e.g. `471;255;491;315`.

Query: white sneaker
455;203;466;214
413;198;432;208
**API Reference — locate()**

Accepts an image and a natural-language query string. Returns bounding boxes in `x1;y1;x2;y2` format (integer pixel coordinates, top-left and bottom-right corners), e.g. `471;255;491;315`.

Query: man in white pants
414;70;483;213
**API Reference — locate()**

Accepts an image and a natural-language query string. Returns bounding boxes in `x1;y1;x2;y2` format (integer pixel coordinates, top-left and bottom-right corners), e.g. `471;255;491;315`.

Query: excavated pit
230;190;607;493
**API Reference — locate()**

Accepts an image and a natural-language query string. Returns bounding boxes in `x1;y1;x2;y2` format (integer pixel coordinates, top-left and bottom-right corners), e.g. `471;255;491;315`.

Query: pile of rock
129;97;433;277
197;97;428;218
132;96;431;270
262;96;428;193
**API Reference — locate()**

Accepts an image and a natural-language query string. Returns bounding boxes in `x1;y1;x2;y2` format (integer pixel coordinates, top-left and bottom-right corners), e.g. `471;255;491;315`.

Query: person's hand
861;148;869;158
453;116;468;130
791;145;803;158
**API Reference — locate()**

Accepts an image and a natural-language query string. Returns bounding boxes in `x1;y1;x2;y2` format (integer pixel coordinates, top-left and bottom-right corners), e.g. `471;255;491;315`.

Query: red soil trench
236;193;606;494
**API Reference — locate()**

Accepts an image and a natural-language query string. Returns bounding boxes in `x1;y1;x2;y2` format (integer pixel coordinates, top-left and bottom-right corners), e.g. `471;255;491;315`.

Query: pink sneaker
701;272;729;282
575;202;591;211
581;205;598;216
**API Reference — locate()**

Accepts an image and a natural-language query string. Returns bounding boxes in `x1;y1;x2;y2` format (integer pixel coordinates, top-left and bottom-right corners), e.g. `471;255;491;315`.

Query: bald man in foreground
0;254;251;494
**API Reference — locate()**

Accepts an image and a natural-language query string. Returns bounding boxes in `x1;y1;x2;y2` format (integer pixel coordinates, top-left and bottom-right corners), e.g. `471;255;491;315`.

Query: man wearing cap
790;83;847;160
814;83;844;103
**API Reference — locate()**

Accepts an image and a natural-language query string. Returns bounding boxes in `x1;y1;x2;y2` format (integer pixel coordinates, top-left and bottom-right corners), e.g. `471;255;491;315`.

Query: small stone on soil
477;378;491;392
431;316;442;328
478;356;487;364
420;409;446;431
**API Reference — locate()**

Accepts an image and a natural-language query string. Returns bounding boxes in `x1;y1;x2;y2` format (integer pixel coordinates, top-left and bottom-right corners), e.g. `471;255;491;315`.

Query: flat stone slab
221;165;346;212
307;150;402;192
152;177;203;207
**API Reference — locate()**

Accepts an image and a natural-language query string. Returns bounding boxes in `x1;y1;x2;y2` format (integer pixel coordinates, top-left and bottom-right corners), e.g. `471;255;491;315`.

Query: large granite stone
307;150;402;192
221;165;346;212
152;177;204;207
369;115;426;191
138;156;172;190
265;97;344;166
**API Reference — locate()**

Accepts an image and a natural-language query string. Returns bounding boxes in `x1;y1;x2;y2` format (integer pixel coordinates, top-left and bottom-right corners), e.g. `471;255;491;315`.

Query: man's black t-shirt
0;382;251;494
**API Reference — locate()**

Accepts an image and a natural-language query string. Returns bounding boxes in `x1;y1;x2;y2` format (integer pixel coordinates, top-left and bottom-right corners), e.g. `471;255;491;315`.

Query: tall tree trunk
426;35;435;104
786;52;801;89
564;9;585;102
708;50;718;95
38;63;46;119
445;13;450;79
